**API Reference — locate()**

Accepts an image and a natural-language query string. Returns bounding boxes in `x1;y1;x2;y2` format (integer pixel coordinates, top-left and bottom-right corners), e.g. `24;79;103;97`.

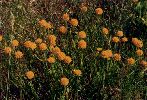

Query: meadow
0;0;147;100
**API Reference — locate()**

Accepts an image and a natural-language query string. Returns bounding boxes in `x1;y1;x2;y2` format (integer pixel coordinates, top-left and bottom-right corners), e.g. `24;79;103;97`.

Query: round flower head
60;77;69;86
30;42;37;50
51;46;61;54
12;40;19;47
136;49;143;56
64;56;72;64
78;40;87;49
24;41;32;48
127;58;135;65
47;57;55;63
57;52;66;61
70;19;78;26
62;13;69;21
140;60;147;68
26;71;34;80
80;6;87;12
95;8;103;15
73;69;82;76
121;37;128;42
132;38;143;48
39;43;47;50
0;35;3;41
15;51;23;59
35;38;42;44
44;22;52;29
113;53;121;61
102;27;109;35
116;31;123;37
101;50;113;59
48;35;56;46
4;47;12;54
39;19;47;26
112;37;119;43
59;26;67;34
78;31;86;38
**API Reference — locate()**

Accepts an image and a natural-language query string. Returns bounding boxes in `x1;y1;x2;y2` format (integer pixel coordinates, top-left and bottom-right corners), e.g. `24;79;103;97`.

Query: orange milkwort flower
140;60;147;67
60;77;69;86
136;49;143;56
51;46;61;54
48;35;56;46
132;38;143;48
57;52;66;61
127;58;135;65
113;53;121;61
102;27;109;35
101;50;113;59
70;19;78;26
4;47;12;54
116;31;123;37
64;56;72;64
95;8;103;15
15;51;23;59
78;31;86;38
59;26;67;34
35;38;42;44
78;40;87;49
62;13;69;21
121;37;128;42
112;37;119;43
47;57;55;63
0;35;3;41
39;43;47;51
24;41;32;48
26;71;34;79
30;42;37;50
12;40;19;47
73;69;82;76
39;19;52;29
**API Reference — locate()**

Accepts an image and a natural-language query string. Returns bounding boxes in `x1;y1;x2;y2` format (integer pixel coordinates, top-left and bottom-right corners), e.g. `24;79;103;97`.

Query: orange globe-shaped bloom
132;38;143;48
113;53;121;61
136;49;143;56
48;35;56;46
62;13;69;21
24;41;32;48
30;42;37;50
73;69;82;76
127;58;135;65
78;40;87;49
44;22;52;29
95;8;103;15
60;77;69;86
70;19;78;26
78;31;86;38
101;50;113;59
80;6;88;12
57;52;66;61
39;19;47;26
26;71;34;79
4;47;12;54
140;60;147;67
35;38;42;44
0;35;2;41
15;51;23;59
112;37;119;43
121;37;128;42
59;26;67;34
47;57;55;63
39;43;47;50
51;46;61;54
102;27;109;35
12;40;19;47
64;56;72;64
116;31;123;37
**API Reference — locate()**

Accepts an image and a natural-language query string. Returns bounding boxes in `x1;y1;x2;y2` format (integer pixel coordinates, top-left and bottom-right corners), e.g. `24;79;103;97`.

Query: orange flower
112;37;119;43
47;57;55;63
132;38;143;48
60;77;69;86
26;71;34;79
140;60;147;67
35;38;42;44
102;27;109;35
101;50;113;59
70;19;78;26
4;47;12;54
57;52;66;61
48;35;56;46
15;51;23;59
12;40;19;47
62;13;69;21
78;40;87;49
44;22;52;29
95;8;103;15
73;69;82;76
113;53;121;61
24;41;32;48
59;26;67;34
116;31;123;37
51;46;61;54
39;19;52;29
39;43;47;50
136;49;143;56
30;42;37;50
80;6;87;12
121;37;128;42
64;56;72;64
78;31;86;38
127;58;135;65
0;35;2;41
